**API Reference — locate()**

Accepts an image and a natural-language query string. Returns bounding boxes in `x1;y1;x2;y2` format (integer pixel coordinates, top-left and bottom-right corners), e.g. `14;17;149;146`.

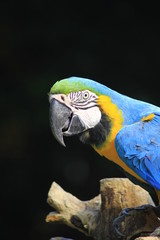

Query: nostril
61;96;65;101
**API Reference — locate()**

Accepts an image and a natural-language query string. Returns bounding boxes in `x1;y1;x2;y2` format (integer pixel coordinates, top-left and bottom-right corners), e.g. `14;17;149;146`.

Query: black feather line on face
79;112;111;147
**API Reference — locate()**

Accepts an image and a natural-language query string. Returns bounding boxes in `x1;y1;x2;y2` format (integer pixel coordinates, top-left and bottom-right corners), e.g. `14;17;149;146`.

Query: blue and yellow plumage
49;76;160;203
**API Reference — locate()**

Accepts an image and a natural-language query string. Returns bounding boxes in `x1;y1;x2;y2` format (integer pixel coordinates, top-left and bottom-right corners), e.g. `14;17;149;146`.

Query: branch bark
46;178;160;240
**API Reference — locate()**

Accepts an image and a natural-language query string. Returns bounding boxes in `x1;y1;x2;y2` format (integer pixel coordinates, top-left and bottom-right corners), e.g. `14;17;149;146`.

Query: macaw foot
112;206;146;237
113;204;159;238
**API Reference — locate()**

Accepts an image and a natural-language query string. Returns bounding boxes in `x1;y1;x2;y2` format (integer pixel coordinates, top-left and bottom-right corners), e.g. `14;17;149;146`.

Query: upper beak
49;98;87;146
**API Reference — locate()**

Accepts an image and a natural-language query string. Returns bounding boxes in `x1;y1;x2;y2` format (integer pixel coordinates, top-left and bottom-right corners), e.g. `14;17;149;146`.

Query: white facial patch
74;106;101;129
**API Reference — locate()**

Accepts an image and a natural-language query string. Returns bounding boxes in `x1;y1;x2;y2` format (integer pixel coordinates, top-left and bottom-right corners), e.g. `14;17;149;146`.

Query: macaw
49;76;160;205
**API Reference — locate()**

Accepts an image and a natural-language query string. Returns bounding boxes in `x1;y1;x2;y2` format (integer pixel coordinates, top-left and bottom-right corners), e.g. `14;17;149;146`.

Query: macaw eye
83;91;89;100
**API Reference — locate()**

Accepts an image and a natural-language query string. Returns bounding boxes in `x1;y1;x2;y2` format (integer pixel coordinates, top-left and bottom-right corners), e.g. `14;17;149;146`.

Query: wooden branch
46;178;160;240
98;179;160;240
136;235;160;240
46;181;100;236
136;238;160;240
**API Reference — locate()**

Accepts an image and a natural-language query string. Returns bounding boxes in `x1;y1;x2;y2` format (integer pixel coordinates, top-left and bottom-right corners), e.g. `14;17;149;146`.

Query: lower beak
49;98;87;146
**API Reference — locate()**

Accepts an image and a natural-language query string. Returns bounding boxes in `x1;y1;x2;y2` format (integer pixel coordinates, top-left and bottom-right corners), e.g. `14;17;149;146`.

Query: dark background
1;1;160;239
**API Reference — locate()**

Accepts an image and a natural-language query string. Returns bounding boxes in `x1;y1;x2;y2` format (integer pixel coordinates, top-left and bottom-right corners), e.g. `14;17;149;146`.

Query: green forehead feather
50;77;101;95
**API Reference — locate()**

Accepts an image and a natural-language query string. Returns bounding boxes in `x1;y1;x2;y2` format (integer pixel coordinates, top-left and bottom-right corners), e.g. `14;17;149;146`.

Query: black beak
49;98;87;146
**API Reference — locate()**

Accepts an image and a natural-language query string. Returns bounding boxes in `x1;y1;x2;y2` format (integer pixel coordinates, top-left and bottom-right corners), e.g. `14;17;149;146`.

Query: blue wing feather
115;112;160;190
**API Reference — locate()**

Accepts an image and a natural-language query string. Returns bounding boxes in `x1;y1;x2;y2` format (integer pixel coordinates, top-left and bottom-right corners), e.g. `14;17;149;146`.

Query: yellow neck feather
94;95;123;160
94;95;144;182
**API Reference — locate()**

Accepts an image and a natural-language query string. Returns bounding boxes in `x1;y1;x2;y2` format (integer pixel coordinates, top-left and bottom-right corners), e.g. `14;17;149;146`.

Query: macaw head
49;77;111;147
